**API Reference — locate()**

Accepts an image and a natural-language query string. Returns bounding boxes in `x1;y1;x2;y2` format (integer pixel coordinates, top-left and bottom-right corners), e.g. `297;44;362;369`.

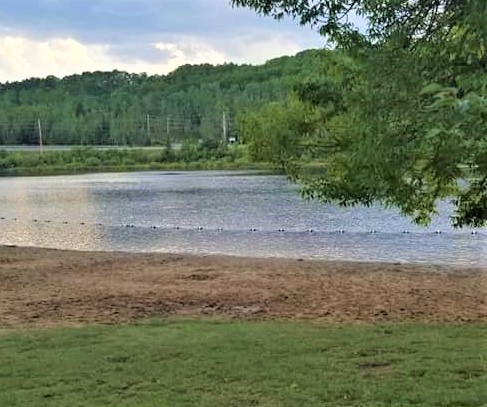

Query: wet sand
0;246;485;329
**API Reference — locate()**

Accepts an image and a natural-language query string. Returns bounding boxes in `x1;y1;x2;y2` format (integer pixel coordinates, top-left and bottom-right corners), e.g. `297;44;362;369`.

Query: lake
0;171;485;266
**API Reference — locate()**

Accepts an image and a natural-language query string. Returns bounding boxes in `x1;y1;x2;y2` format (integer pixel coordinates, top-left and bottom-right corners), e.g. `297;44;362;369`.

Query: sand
0;245;485;329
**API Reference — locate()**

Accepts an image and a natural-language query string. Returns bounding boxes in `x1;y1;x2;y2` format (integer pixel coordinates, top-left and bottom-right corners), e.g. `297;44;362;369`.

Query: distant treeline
0;49;327;146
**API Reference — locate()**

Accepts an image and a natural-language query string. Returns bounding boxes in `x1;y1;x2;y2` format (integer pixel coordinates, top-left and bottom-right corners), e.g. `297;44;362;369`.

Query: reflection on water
0;176;99;249
0;171;485;266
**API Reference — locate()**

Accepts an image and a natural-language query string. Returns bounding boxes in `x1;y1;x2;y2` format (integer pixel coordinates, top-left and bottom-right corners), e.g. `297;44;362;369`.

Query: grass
1;320;486;406
0;145;277;177
0;160;274;177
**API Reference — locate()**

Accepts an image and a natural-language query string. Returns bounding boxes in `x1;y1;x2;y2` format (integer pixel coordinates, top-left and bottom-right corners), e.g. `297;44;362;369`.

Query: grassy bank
0;160;274;176
1;320;486;406
0;144;277;176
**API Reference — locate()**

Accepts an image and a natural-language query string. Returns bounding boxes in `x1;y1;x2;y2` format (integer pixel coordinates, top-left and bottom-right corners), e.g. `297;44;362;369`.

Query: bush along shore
0;142;276;176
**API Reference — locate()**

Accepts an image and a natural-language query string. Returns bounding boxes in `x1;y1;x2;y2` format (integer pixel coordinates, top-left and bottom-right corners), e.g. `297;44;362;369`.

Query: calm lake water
0;171;485;266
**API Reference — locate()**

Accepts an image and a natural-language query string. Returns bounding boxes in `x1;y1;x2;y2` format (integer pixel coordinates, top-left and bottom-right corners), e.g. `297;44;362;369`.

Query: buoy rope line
0;217;482;236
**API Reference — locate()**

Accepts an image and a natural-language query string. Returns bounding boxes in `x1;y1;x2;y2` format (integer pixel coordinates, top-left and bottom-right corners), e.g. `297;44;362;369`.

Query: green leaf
420;83;444;96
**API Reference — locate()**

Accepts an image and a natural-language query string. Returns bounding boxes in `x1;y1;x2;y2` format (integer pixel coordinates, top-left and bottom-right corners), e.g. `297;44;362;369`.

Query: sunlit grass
1;320;486;406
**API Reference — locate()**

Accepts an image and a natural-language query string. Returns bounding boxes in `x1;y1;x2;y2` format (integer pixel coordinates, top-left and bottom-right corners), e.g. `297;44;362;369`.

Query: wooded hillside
0;49;327;146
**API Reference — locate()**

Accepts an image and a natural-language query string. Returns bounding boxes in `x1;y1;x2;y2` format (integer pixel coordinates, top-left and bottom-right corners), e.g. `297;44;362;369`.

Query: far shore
0;162;276;177
1;245;485;329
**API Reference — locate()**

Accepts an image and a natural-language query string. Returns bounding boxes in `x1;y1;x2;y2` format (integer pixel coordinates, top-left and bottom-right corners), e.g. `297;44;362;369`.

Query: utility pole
146;114;151;143
166;116;170;136
37;118;43;155
222;111;227;142
227;112;231;138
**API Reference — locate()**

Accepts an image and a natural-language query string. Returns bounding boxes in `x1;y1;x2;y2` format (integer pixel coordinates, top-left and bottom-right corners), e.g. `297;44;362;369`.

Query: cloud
0;0;316;43
0;36;108;81
0;35;228;82
0;0;324;82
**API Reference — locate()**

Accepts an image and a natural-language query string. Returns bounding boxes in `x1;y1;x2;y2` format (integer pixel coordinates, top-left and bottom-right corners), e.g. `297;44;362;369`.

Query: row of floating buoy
0;216;482;235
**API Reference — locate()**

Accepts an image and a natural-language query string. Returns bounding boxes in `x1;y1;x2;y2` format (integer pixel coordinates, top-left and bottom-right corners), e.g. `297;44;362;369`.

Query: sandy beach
0;245;486;329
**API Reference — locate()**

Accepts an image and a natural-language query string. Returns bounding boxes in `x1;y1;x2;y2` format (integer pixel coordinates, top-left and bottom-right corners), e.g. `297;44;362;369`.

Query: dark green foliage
0;52;324;147
0;145;261;176
233;0;487;227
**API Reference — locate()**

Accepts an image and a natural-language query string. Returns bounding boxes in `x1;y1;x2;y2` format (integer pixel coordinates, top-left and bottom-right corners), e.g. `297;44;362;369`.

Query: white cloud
223;33;313;64
0;33;317;82
153;39;227;67
0;36;109;81
0;35;226;82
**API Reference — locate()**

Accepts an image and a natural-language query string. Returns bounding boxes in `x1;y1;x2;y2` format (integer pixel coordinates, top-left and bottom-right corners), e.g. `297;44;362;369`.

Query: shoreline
2;243;487;270
0;163;276;178
1;245;486;329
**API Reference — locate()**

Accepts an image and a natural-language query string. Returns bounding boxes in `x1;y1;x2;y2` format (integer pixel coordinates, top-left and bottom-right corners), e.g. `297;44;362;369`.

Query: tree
238;97;317;168
232;0;487;227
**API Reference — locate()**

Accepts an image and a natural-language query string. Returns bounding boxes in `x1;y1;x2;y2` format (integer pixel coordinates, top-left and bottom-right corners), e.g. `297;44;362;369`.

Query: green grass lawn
1;320;486;406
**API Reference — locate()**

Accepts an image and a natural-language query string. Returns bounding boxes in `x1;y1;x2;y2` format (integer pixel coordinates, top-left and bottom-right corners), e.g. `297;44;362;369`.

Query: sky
0;0;325;82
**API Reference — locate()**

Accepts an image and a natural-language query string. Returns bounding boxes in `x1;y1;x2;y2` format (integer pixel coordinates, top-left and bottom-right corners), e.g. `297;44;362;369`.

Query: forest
0;49;327;146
